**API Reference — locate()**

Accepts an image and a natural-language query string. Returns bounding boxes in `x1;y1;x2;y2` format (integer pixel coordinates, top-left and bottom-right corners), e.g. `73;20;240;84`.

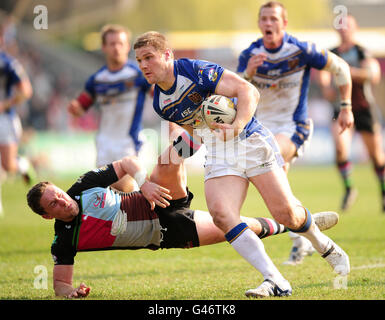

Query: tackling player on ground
26;144;338;298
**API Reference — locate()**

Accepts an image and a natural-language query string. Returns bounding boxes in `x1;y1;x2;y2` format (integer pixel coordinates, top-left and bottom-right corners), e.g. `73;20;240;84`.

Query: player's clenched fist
245;53;267;79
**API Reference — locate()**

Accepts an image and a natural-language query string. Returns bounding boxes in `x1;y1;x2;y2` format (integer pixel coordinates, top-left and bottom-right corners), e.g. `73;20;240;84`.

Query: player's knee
209;206;235;232
270;203;300;230
2;161;17;173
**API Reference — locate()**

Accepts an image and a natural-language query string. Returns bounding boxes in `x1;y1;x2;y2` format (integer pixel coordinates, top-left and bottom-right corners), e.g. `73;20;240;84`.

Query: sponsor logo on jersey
288;57;299;69
252;80;300;90
93;193;106;209
208;68;218;82
168;109;178;119
93;165;108;173
188;92;203;104
198;69;204;85
76;174;85;184
267;69;282;77
181;107;194;118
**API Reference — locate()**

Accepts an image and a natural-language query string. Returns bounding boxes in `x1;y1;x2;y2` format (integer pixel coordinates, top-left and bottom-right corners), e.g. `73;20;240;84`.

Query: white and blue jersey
153;58;265;140
153;59;284;180
84;61;151;165
237;33;328;131
0;51;27;144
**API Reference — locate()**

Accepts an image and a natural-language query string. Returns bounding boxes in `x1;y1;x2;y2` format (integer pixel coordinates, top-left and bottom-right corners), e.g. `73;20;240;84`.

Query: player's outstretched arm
113;156;172;210
53;265;91;298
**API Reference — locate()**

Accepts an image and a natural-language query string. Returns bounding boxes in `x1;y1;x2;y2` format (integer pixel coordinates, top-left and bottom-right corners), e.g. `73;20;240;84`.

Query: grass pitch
1;165;385;300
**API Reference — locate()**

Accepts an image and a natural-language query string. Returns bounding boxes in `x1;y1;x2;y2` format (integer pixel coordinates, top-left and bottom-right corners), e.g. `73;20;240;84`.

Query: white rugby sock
226;222;285;283
299;223;332;254
289;208;331;255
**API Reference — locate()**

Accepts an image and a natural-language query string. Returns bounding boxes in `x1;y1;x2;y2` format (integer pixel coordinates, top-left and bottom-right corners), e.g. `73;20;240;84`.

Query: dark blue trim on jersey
84;61;150;101
293;67;311;123
0;51;22;114
129;88;147;152
263;33;288;54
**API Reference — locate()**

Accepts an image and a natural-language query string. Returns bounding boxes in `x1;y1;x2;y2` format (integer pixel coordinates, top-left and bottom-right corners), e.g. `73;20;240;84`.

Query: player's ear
165;48;174;61
41;213;53;220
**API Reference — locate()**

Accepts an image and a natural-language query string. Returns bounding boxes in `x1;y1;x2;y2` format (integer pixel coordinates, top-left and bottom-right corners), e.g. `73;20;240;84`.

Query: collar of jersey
104;61;128;74
263;32;288;54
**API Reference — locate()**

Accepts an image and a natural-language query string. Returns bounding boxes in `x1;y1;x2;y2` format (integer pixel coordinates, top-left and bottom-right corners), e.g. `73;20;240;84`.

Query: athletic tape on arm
323;51;351;87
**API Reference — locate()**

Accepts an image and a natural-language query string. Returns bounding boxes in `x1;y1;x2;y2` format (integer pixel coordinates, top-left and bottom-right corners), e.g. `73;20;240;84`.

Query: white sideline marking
352;263;385;270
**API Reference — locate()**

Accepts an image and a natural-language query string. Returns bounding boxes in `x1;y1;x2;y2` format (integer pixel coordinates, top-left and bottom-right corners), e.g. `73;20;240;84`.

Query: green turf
1;165;385;300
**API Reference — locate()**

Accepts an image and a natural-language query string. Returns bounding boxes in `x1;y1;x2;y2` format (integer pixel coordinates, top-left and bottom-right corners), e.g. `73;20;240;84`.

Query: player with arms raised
237;1;354;265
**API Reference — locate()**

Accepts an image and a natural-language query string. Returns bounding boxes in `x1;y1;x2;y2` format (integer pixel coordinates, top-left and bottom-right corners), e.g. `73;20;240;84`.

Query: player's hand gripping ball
201;95;236;129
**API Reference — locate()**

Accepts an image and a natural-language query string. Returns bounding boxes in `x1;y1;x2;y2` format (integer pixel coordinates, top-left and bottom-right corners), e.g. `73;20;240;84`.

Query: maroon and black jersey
332;44;371;112
51;165;199;265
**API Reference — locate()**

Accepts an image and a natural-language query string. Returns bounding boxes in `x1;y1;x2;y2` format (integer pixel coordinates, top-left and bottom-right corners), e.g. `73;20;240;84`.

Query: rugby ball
201;95;236;129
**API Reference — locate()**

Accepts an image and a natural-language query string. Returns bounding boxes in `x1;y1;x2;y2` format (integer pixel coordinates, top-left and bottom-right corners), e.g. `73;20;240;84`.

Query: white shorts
263;120;296;138
203;131;284;181
95;135;139;167
0;113;22;145
260;118;314;162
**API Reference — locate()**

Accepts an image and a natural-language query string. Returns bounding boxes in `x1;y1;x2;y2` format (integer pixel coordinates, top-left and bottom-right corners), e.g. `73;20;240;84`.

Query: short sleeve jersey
51;164;161;265
0;52;27;115
153;59;224;126
152;58;265;141
84;61;151;151
331;44;372;111
237;33;328;126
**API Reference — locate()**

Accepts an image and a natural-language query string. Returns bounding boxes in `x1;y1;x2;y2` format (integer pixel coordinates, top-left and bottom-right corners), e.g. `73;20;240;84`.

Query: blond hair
259;1;288;21
133;31;169;52
101;24;131;45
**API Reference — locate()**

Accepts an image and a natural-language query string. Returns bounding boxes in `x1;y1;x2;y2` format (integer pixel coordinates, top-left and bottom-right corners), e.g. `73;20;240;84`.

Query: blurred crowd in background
1;0;385;175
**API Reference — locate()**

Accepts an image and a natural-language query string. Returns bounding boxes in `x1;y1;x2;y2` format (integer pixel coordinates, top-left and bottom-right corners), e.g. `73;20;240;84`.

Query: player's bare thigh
274;134;296;163
204;175;249;233
360;124;385;166
331;121;353;161
0;143;18;173
150;145;187;200
248;168;305;230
